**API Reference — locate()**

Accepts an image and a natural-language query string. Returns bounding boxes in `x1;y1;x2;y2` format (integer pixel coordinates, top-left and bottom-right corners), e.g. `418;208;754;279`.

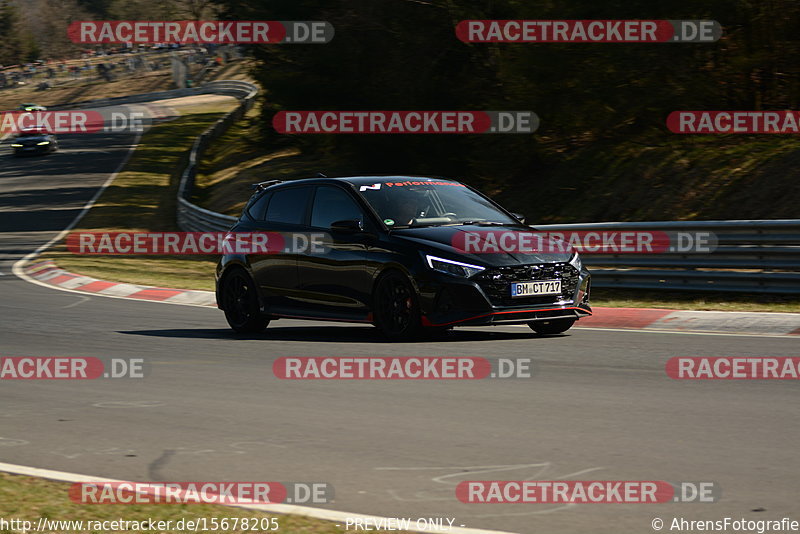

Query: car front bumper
416;265;592;327
14;146;51;155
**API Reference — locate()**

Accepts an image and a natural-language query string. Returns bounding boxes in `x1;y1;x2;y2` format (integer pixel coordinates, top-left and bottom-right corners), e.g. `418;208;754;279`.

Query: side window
265;187;311;225
311;187;364;228
246;192;272;220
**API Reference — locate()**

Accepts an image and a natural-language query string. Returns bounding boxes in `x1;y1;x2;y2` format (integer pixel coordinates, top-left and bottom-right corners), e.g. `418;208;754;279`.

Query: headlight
426;254;485;278
36;141;50;145
569;251;583;271
11;144;22;147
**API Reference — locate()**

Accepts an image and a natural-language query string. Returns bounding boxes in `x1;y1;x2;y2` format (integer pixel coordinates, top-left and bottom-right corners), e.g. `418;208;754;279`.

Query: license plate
511;279;561;297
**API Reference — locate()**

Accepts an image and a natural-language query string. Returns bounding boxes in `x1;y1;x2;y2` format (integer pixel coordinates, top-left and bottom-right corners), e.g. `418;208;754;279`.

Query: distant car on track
10;130;58;156
19;103;46;111
215;176;592;339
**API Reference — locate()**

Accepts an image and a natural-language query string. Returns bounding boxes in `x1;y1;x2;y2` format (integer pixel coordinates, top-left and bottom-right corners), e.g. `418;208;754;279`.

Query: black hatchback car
10;130;58;156
216;176;591;339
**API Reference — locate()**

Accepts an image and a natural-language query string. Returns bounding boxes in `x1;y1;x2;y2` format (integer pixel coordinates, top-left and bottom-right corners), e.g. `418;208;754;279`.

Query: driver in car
393;197;421;225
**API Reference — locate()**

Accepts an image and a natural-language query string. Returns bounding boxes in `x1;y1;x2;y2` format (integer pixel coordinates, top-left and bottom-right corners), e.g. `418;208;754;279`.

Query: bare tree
108;0;220;20
20;0;89;60
172;0;221;20
109;0;179;20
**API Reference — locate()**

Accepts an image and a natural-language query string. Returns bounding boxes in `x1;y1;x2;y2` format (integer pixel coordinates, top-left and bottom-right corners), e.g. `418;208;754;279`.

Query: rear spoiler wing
251;179;284;191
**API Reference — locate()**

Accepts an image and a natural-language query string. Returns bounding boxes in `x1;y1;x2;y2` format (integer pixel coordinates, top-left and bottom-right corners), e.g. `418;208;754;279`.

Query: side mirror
330;219;363;233
512;213;526;224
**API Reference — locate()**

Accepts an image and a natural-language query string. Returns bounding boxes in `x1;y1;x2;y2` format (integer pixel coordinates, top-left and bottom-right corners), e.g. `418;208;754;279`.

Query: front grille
474;262;579;306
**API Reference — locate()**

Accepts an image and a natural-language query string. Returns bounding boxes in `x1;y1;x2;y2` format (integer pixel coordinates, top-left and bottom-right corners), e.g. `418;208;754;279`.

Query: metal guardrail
171;93;799;293
176;80;257;232
535;220;800;293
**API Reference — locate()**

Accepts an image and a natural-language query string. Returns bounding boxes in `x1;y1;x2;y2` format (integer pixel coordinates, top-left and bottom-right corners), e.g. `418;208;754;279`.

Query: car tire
221;268;270;333
528;318;576;335
373;271;423;340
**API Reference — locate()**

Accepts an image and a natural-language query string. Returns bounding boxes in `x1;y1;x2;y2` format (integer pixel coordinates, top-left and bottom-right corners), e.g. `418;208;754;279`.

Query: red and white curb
21;260;800;336
23;261;216;307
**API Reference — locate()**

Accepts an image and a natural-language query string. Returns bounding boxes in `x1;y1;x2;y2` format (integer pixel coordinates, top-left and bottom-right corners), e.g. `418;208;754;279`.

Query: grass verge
0;472;384;534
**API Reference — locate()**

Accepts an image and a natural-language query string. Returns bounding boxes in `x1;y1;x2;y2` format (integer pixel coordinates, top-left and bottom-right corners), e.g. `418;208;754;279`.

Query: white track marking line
0;462;517;534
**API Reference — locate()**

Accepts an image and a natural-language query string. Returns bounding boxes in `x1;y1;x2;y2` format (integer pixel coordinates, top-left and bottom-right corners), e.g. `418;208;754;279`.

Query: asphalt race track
1;112;798;533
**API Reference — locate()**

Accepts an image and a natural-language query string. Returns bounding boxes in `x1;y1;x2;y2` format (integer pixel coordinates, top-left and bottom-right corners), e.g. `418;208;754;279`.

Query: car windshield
355;179;518;228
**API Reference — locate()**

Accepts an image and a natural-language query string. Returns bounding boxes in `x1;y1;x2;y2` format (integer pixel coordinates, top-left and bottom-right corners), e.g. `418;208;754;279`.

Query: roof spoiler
251;173;327;191
251;179;283;191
